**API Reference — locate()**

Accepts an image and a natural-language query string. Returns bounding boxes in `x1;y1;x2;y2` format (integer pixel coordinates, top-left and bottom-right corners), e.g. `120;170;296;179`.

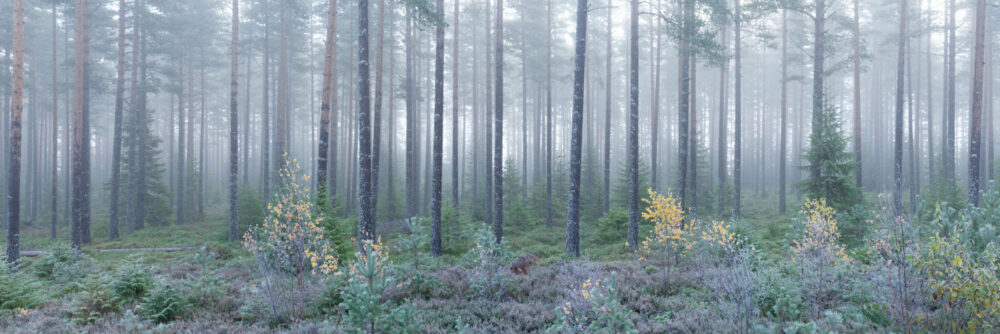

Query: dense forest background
0;0;998;332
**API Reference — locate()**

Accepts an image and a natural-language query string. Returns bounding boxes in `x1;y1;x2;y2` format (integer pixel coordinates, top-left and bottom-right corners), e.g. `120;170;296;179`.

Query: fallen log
19;247;195;257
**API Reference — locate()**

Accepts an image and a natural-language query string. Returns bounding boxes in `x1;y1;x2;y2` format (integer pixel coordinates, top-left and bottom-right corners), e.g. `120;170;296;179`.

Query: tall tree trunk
451;0;460;207
372;0;385;222
780;9;788;214
109;0;127;241
811;0;825;185
733;0;742;219
72;0;93;248
627;0;640;248
493;0;504;244
431;0;445;256
717;17;729;217
7;0;25;264
229;0;240;242
405;7;418;219
678;0;691;213
604;3;612;215
688;56;697;220
51;1;60;241
945;0;956;185
358;0;376;247
566;0;588;257
262;0;271;196
136;0;148;230
853;0;862;189
969;0;986;206
546;0;553;228
319;0;338;202
176;47;187;226
893;0;907;217
199;49;206;220
275;0;288;179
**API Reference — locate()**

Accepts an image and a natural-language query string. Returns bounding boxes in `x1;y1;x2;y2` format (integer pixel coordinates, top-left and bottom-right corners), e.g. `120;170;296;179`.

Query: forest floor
0;193;928;333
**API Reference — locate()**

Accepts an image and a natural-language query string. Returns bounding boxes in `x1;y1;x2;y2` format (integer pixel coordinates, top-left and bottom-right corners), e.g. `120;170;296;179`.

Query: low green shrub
69;274;120;324
32;242;91;283
110;259;154;303
0;263;42;311
140;282;188;324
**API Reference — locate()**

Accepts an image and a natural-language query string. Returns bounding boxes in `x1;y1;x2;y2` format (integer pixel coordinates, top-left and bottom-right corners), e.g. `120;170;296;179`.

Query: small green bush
111;260;154;303
32;242;91;283
69;274;120;324
596;207;628;244
0;263;42;310
140;282;188;324
238;187;264;231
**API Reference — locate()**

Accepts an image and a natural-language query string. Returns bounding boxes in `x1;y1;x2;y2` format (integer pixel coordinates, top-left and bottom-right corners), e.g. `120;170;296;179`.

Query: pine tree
566;0;588;257
799;105;861;212
229;0;240;242
6;0;25;264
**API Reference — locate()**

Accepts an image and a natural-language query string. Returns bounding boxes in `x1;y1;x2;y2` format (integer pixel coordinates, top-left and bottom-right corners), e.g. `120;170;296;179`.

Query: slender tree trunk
51;1;60;240
72;0;93;248
451;0;460;207
358;0;375;247
229;0;240;242
733;0;742;219
546;0;553;228
566;0;588;257
7;0;25;263
678;0;691;213
262;0;271;196
811;0;826;186
893;0;907;217
493;0;504;244
717;19;729;217
779;9;788;214
431;0;445;256
109;0;128;241
405;7;418;219
627;0;640;248
853;0;862;189
199;49;206;220
969;0;986;206
945;0;956;185
176;46;187;226
604;3;612;215
689;56;697;220
372;0;385;223
275;0;289;180
319;0;338;202
136;0;147;230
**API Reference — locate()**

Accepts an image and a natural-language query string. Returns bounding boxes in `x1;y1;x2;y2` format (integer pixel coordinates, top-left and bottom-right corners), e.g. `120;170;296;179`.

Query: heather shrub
243;157;338;323
866;195;924;333
465;225;514;301
549;273;636;334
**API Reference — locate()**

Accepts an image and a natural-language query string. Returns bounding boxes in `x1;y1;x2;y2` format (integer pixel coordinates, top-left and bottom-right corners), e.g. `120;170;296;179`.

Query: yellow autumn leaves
638;189;743;261
791;198;849;264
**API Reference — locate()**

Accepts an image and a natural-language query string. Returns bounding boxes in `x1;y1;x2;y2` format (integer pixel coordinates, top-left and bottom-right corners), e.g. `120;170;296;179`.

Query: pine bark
358;0;376;247
780;10;788;214
431;0;445;257
893;0;907;217
229;0;240;242
566;0;588;256
51;1;60;240
733;0;742;219
969;0;986;206
853;0;862;188
72;0;93;248
7;0;25;264
493;0;504;244
546;0;553;228
110;0;128;241
319;0;338;200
